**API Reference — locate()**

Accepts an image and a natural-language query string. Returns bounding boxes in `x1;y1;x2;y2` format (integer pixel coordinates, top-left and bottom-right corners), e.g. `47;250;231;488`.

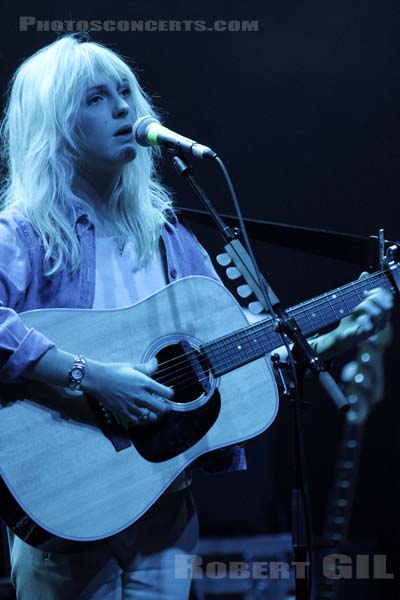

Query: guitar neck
322;422;365;545
205;269;393;377
315;420;366;600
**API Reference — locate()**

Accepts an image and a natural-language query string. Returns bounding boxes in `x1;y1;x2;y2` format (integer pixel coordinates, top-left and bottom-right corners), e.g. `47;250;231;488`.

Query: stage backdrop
1;2;399;597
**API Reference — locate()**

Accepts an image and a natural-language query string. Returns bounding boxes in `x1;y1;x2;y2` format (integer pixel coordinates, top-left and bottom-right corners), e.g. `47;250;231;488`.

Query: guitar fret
243;329;260;361
314;296;328;328
338;288;352;316
293;303;316;332
205;318;282;377
231;331;252;365
292;272;392;336
222;335;237;371
351;281;364;304
205;345;224;374
327;290;342;320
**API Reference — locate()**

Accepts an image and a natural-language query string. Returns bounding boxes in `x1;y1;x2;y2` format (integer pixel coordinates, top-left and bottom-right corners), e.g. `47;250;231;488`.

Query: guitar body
0;276;278;544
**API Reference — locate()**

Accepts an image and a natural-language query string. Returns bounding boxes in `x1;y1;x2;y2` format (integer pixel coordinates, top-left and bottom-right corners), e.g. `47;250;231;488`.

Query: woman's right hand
83;357;173;427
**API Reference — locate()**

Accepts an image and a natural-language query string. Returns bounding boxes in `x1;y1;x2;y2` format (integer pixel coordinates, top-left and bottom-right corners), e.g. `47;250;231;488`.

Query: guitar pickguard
132;338;221;461
131;390;221;461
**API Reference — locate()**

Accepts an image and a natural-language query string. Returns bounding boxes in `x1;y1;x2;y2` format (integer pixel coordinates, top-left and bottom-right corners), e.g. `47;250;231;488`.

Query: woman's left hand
310;286;393;360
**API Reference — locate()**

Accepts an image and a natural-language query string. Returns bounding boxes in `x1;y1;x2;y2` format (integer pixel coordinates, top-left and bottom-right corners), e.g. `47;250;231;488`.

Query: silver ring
139;409;150;422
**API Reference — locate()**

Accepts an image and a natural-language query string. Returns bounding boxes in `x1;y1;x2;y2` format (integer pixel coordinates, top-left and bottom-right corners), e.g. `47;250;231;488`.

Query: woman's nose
113;98;129;119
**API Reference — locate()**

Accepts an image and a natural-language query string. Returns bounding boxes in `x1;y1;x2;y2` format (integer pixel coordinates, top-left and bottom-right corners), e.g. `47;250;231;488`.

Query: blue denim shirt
0;204;245;471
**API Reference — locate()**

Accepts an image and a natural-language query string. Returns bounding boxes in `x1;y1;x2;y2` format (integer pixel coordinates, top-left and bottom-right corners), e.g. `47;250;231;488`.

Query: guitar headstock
341;325;392;425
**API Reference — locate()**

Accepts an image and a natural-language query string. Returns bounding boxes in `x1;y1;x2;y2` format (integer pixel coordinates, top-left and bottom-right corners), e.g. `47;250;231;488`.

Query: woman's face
76;68;138;174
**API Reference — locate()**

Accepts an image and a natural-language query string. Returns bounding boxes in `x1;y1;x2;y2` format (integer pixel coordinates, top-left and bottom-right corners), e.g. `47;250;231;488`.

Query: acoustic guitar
0;267;396;546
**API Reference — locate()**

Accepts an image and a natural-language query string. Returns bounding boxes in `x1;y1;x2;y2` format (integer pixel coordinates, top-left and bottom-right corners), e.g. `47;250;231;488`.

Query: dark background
1;1;400;597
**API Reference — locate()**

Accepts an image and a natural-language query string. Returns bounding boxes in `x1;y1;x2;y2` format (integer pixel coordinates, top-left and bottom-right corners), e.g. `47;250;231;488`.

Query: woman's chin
119;145;137;163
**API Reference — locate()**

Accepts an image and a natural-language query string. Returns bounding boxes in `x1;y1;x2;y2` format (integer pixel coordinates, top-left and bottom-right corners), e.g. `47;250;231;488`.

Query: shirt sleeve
0;215;55;381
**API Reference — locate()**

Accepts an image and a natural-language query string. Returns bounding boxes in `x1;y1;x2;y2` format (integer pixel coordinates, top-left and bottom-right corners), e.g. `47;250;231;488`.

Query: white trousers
8;489;198;600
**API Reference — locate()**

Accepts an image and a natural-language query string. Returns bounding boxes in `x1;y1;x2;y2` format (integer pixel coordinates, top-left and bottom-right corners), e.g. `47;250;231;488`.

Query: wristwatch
68;355;86;391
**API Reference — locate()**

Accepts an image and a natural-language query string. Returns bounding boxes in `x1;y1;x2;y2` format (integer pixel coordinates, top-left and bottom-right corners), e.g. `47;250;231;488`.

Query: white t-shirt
93;235;167;309
93;233;190;492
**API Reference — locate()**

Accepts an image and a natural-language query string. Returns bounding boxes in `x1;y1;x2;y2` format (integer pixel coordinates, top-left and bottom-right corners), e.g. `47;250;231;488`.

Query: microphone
132;116;217;160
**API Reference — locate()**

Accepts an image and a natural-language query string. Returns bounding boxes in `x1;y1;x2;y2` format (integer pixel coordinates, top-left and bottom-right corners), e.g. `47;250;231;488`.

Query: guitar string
156;336;376;400
151;274;392;394
151;271;392;388
159;269;389;379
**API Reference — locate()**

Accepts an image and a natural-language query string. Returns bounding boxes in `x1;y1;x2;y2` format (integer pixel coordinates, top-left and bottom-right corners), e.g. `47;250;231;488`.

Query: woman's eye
120;87;131;97
88;95;102;105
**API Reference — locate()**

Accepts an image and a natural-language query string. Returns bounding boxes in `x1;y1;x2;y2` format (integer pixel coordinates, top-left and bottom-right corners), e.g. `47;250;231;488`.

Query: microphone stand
172;153;350;600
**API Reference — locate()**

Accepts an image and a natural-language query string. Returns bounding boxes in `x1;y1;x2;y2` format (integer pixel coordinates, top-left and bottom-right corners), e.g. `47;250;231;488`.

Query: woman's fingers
352;288;393;332
133;360;174;401
127;391;171;427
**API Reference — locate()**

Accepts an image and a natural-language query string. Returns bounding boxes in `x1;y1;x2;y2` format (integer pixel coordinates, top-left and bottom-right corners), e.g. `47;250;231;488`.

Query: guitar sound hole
153;341;211;403
131;340;220;462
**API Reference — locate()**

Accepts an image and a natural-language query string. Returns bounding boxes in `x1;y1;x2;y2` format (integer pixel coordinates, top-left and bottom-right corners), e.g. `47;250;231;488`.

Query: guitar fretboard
323;422;365;544
204;269;393;377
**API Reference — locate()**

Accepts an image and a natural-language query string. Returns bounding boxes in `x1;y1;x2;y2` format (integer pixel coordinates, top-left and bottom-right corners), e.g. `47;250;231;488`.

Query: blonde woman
0;34;392;599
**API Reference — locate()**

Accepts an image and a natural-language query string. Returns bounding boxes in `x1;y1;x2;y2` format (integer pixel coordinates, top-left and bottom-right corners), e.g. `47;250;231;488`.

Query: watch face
71;367;83;380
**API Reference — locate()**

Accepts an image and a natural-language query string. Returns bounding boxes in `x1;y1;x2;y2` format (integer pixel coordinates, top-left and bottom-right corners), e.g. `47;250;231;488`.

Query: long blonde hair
0;34;173;275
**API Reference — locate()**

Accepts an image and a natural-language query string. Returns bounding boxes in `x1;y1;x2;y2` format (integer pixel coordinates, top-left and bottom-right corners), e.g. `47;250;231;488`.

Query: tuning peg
216;253;231;266
226;267;242;280
237;284;253;299
248;301;264;314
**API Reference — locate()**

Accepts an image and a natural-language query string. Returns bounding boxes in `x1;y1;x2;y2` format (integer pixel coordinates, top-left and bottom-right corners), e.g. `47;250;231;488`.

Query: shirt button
170;268;177;279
